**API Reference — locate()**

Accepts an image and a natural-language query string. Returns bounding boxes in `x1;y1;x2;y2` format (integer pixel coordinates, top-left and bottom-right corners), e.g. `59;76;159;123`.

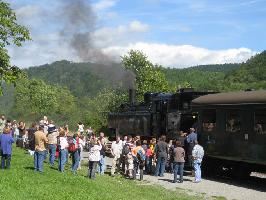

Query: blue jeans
58;149;67;172
155;157;166;176
98;155;106;174
194;161;202;182
44;150;48;160
71;150;80;173
1;154;11;169
34;151;45;172
48;144;56;166
66;149;69;163
173;162;184;182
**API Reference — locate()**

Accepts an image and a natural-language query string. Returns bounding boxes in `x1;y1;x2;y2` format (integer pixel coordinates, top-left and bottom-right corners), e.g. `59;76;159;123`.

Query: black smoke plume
57;0;135;89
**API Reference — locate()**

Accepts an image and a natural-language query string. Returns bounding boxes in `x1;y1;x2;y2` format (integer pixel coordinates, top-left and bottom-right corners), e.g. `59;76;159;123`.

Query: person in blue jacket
0;127;15;169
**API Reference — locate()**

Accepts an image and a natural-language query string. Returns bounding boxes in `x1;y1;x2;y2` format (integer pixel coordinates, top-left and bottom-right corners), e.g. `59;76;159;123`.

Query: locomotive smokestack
129;89;136;105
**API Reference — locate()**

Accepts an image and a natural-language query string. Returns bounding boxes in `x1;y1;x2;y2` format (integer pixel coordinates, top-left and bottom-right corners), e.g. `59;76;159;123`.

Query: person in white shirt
110;136;123;176
78;135;86;170
192;140;204;183
39;116;48;134
88;139;102;179
58;131;68;172
12;120;19;141
78;122;84;134
98;132;107;175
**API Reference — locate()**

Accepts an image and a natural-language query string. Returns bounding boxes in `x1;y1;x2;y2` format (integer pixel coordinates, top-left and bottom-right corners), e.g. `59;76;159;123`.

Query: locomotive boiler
108;88;212;140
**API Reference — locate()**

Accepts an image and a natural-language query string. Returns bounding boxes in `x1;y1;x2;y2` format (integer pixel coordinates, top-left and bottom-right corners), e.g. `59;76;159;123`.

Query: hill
188;63;240;73
25;61;240;97
25;60;135;97
161;63;240;91
224;51;266;90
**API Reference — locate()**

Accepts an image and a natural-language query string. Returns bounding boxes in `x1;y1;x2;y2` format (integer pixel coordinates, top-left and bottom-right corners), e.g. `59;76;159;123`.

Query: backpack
68;137;79;152
137;149;146;162
122;143;130;156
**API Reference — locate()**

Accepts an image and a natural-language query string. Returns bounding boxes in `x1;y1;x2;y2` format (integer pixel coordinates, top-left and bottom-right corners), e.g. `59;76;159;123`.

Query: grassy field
0;146;201;200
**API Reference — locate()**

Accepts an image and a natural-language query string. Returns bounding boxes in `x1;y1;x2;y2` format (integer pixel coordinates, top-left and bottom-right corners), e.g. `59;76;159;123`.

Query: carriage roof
192;90;266;105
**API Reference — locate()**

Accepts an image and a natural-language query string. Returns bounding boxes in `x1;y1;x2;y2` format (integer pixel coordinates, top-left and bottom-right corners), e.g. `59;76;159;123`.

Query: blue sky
7;0;266;68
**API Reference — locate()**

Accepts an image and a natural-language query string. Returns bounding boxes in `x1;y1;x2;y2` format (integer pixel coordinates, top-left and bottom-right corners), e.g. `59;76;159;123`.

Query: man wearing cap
186;128;198;170
47;120;58;167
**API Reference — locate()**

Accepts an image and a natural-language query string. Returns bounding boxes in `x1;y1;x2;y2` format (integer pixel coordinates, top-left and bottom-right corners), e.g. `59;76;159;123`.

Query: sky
6;0;266;68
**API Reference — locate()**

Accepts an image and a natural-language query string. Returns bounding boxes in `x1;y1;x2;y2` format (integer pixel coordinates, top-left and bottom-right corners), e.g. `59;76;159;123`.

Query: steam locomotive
108;88;212;139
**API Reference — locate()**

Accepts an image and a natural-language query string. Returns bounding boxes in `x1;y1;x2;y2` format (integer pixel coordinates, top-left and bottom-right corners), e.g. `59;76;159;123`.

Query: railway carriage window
226;110;241;133
254;110;266;134
202;109;216;132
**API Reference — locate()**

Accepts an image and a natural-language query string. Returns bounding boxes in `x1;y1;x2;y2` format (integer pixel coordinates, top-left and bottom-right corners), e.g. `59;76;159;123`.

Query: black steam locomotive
108;88;212;139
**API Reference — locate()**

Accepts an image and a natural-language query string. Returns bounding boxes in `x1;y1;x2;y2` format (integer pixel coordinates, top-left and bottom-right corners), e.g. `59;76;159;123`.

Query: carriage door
252;109;266;163
225;109;249;160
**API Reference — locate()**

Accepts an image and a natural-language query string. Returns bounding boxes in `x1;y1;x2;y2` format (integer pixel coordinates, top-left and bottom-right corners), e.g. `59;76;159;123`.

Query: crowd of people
0;114;204;184
109;129;204;183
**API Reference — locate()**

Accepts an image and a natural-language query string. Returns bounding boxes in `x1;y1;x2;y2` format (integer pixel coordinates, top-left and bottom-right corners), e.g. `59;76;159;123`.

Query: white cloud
10;38;256;68
92;21;150;48
8;33;78;68
15;5;42;19
128;20;150;32
102;42;257;67
93;0;117;11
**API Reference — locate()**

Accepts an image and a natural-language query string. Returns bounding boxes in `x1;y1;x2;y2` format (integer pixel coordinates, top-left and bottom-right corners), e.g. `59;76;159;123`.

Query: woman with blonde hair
0;127;14;169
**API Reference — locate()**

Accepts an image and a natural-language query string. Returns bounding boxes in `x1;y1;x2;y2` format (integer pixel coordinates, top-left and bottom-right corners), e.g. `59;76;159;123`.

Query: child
132;140;145;180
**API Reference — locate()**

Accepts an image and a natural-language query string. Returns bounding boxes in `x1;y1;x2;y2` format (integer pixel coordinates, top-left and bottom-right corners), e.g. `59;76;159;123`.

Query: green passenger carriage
192;90;266;177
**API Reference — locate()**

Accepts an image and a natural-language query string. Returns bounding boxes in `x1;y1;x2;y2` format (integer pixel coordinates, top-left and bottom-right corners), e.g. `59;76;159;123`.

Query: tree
84;88;127;131
12;78;77;126
0;1;31;94
121;50;169;100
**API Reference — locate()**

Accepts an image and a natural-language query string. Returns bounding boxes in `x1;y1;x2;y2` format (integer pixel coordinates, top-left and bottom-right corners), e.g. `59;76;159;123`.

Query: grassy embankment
0;146;201;200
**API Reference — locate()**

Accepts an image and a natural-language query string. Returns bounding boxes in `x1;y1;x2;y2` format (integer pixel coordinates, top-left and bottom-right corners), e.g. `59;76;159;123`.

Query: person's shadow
158;178;192;182
24;166;35;170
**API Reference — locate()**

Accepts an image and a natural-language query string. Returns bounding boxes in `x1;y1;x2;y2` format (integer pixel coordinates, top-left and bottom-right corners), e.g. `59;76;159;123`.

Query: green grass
0;147;201;200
